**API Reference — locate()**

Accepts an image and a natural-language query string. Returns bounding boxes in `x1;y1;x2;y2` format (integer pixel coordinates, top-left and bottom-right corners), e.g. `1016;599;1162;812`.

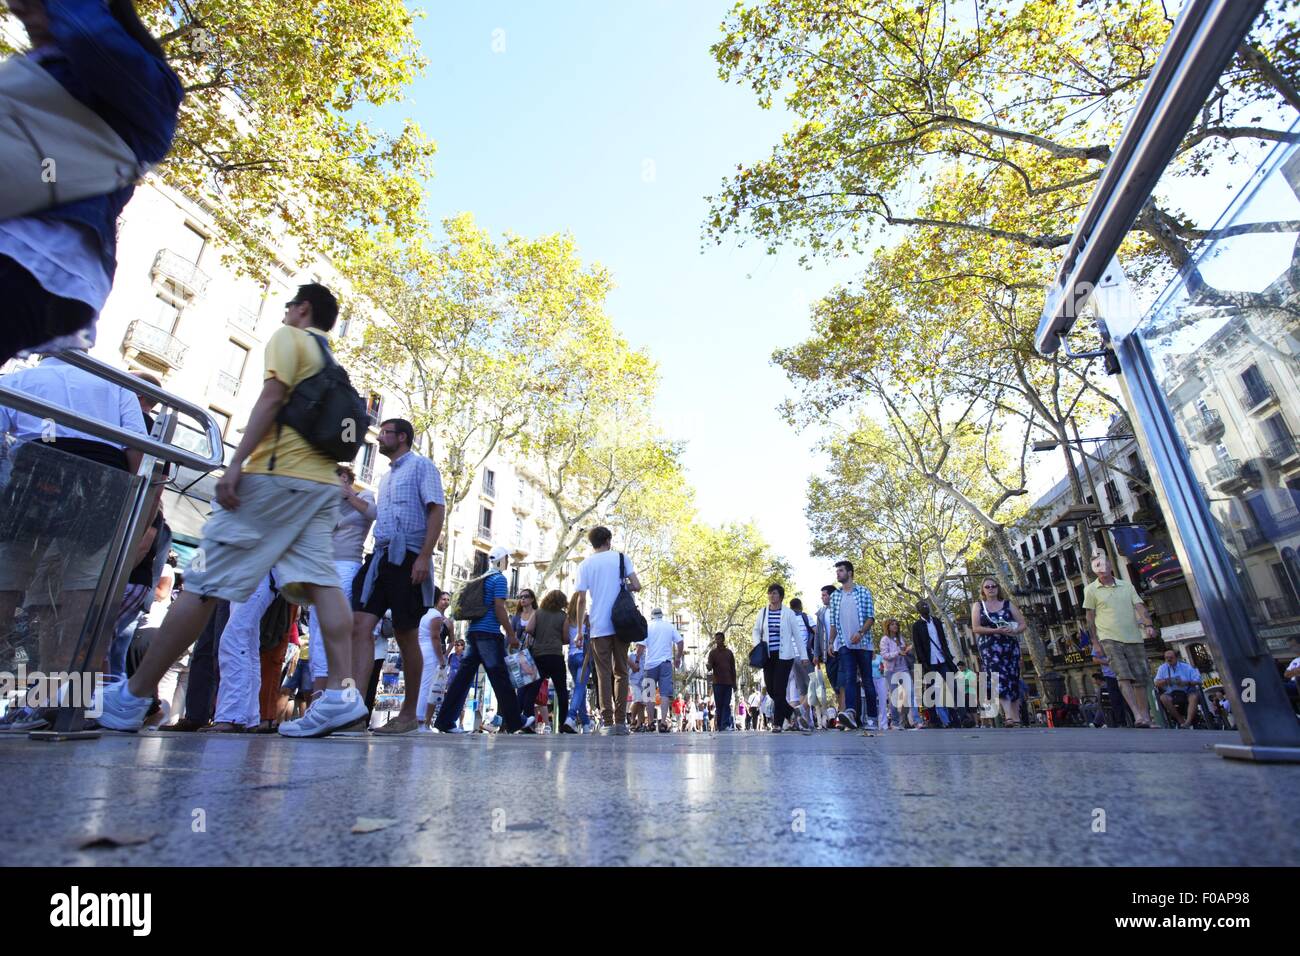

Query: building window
208;408;231;437
177;223;207;264
482;468;496;497
1020;542;1030;562
223;340;249;379
472;550;488;576
1241;364;1272;406
1104;480;1122;510
515;515;524;544
478;506;493;539
151;298;181;333
366;392;383;422
359;443;376;483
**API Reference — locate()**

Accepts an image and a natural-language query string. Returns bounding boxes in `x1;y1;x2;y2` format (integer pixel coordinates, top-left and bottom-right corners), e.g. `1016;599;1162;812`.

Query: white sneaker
563;717;579;734
279;693;368;738
95;680;152;732
522;715;537;731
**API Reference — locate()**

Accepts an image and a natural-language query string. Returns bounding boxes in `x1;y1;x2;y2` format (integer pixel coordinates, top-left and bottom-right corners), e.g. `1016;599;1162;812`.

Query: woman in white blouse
751;583;811;733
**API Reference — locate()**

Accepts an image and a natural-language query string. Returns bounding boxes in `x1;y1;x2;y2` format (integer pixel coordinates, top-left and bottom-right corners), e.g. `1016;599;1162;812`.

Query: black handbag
749;608;770;668
610;552;647;643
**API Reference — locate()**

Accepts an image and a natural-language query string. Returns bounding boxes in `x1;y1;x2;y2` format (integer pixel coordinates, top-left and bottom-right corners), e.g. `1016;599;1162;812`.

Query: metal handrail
1037;0;1268;354
0;350;224;471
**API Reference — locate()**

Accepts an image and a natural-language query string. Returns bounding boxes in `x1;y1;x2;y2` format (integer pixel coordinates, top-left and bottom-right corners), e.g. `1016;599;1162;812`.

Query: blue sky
386;0;864;600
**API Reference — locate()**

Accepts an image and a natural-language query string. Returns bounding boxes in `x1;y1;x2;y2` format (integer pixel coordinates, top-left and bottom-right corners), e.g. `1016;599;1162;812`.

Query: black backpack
452;572;491;622
258;575;294;652
271;332;369;467
610;552;647;643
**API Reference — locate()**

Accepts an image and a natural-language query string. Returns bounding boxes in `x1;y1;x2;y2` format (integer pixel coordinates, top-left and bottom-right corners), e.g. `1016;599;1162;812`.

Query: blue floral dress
977;600;1021;702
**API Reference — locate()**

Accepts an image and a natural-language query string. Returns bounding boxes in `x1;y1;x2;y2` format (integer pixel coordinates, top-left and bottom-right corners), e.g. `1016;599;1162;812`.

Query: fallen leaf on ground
351;817;397;834
78;832;153;850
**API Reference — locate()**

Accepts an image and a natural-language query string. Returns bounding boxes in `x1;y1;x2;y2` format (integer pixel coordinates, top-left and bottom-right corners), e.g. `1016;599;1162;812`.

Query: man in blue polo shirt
1155;649;1202;729
433;546;530;734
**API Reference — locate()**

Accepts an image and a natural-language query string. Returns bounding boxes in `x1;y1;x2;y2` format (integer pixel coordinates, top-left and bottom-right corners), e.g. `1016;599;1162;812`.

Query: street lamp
1032;433;1134;452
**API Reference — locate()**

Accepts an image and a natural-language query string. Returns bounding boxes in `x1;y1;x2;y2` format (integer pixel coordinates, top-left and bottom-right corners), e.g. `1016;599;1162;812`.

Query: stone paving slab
1;727;1295;866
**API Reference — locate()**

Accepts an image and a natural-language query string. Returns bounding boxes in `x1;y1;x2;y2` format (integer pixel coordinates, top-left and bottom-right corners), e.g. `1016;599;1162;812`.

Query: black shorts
353;552;428;631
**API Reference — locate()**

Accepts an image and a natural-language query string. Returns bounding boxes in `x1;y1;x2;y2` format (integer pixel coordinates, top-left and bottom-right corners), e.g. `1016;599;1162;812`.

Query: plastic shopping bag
431;664;451;694
506;647;540;689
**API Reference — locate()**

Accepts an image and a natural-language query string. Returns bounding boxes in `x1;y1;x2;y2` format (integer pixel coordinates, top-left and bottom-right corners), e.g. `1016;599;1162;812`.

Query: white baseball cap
488;545;510;563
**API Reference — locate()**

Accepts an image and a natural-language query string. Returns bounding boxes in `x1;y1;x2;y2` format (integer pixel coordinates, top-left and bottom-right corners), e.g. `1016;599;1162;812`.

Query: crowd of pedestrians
0;0;1219;740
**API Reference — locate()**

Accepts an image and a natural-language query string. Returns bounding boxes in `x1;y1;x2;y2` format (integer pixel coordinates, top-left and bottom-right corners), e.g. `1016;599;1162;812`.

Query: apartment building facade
1165;309;1300;662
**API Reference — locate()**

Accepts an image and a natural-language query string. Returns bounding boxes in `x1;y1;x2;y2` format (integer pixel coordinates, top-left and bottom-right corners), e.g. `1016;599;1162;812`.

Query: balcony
230;306;258;334
214;371;240;398
1239;527;1268;551
1206;459;1242;491
1240;381;1277;414
359;460;375;484
1190;409;1224;445
1260;595;1300;621
475;523;493;544
122;321;187;371
1265;436;1300;467
150;249;210;302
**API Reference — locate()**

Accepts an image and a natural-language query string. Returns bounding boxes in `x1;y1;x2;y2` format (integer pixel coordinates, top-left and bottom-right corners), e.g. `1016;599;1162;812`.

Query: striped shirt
373;451;446;554
767;608;782;653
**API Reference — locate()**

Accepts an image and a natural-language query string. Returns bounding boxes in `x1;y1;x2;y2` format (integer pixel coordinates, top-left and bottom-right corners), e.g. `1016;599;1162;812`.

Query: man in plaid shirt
349;417;446;735
827;560;877;730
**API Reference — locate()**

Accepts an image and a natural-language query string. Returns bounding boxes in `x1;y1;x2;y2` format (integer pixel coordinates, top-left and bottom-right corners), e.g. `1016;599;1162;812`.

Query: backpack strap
619;551;626;586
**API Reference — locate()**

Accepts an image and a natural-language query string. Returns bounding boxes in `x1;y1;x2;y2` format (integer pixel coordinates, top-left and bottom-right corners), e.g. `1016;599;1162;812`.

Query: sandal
198;721;247;734
255;720;278;734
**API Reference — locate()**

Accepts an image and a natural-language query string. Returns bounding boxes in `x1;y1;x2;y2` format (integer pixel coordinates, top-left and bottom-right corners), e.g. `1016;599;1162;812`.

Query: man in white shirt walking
638;608;683;733
570;526;642;735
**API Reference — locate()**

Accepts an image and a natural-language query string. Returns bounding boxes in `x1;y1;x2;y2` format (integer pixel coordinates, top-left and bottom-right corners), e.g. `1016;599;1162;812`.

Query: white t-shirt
839;590;861;647
640;618;683;669
419;607;448;649
575;549;636;638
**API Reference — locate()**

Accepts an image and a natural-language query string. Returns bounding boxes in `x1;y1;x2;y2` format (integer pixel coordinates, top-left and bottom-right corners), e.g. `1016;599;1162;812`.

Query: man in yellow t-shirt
102;284;367;738
1084;552;1158;728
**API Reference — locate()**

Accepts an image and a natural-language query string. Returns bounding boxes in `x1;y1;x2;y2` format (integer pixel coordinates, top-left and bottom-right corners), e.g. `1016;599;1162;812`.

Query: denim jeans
567;652;591;725
435;633;522;732
837;647;877;720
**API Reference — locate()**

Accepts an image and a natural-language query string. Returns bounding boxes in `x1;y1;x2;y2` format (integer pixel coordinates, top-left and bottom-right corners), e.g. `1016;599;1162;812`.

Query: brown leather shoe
159;717;208;732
